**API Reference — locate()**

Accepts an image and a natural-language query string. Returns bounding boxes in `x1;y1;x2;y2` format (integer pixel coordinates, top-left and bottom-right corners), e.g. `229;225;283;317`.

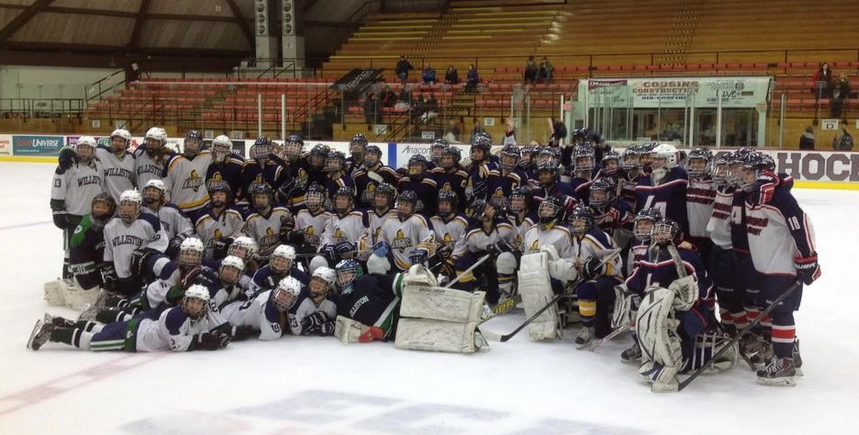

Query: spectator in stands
363;92;380;127
538;56;554;85
419;94;439;123
444;65;459;84
524;55;539;85
813;63;832;100
832;124;854;151
799;126;815;150
470;117;484;143
547;117;567;146
830;73;851;119
396;55;415;86
380;85;398;107
660;123;680;141
465;64;479;93
444;119;460;143
422;63;437;85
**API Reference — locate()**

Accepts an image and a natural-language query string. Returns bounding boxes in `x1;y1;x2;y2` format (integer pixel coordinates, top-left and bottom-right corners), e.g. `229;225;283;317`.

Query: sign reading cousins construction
581;76;773;108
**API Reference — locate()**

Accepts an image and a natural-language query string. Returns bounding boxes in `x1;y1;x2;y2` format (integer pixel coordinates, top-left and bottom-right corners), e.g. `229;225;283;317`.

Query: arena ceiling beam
129;0;151;50
0;0;56;45
224;0;255;50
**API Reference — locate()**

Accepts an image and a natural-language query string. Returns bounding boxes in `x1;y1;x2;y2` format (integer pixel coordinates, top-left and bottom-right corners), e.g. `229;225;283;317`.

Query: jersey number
641;196;667;218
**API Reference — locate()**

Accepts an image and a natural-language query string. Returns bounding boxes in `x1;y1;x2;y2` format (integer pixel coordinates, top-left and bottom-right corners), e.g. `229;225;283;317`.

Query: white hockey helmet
119;189;142;223
182;284;210;319
651;143;679;181
228;236;258;262
270;244;296;273
219;255;245;285
143;179;167;195
179;237;204;268
119;189;142;204
145;127;167;142
273;276;302;311
310;267;336;297
220;255;245;272
212;134;233;162
111;128;132;142
75;136;96;160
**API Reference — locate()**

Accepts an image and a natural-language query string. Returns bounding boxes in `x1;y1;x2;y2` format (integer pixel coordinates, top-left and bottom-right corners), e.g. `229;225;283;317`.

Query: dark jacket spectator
363;93;380;126
799;126;815;150
395;55;414;85
524;55;538;85
465;64;479;93
422;63;436;85
538;56;554;84
380;86;398;107
444;65;459;84
830;73;851;119
812;63;832;99
833;125;854;151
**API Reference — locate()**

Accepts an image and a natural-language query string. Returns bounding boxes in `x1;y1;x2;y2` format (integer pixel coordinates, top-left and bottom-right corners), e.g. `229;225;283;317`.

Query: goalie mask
227;236;258;262
270;245;296;275
650;219;682;247
634;208;663;242
537;196;563;226
212;135;233;163
310;266;336;300
335;259;364;295
273;276;301;312
219;255;245;286
178;237;204;270
182;284;210;320
119;189;143;224
650;143;679;182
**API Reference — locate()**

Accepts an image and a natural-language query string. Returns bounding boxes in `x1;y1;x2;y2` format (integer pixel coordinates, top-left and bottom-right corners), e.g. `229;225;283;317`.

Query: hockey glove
439;258;456;279
52;211;69;230
276;179;296;203
196;332;231;350
100;263;118;292
373;240;390;257
581;256;606;281
230;325;256;342
130;247;159;279
195;268;219;289
334;241;354;258
181;266;202;290
409;249;428;266
212;238;233;260
282;230;305;245
471;179;488;200
323;244;339;262
300;311;329;335
166;234;188;257
794;254;821;285
58;147;76;172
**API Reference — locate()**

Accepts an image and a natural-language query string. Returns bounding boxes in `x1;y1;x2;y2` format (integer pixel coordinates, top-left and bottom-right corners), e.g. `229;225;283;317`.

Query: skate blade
756;377;797;387
26;320;44;350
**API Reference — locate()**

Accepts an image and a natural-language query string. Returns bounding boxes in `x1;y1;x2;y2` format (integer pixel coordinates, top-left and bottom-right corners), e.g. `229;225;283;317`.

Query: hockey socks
50;327;94;350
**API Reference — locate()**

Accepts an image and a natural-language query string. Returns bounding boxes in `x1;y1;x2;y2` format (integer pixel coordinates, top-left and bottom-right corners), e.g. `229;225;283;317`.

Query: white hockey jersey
133;149;169;189
506;213;536;251
706;188;734;250
96;148;136;202
220;290;284;341
523;223;573;257
164;152;213;212
570;229;622;279
134;305;227;352
103;212;168;278
686;178;716;238
320;211;368;250
288;297;337;336
144;203;193;241
195;208;245;260
242;205;293;258
295;208;332;248
430;214;469;259
464;221;516;253
365;208;397;245
378;214;436;271
51;159;105;216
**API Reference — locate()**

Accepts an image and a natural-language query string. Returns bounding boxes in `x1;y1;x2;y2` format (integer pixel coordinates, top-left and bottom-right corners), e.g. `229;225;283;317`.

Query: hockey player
599;151;621;181
618;145;643;208
242;183;295;259
530;163;577;217
242;137;286;207
194;181;245;260
291;183;332;257
68;193;117;291
398;154;438;218
323;150;355;199
334;259;400;342
685;147;716;258
428;138;449;169
289;267;338;336
622;219;714;387
206;135;245;201
354;145;400;209
589;177;634;247
505;186;537;252
523;196;573;257
378;190;436;271
634;143;689;234
568;144;599;200
102;189;168;293
98;129;136;202
346;133;368;177
429;191;469;281
453;200;515;301
429;146;469;211
208;255;251;310
140;179;194;258
225;236;260;276
363;182;398;245
222;276;302;341
627;207;662;276
51;136;105;279
488;145;528;209
465;133;495;203
163;130;213;213
252;244;308;290
134;127;173;189
563;205;623;345
742;152;818;386
28;284;231;352
291;143;334;208
317;187;368;267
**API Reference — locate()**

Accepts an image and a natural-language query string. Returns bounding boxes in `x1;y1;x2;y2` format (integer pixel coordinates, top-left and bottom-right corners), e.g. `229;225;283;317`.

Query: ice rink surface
0;162;856;435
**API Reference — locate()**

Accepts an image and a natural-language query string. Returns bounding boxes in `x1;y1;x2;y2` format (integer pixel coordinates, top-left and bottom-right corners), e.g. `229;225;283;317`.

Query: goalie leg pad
394;318;482;353
636;287;684;392
44;279;67;306
518;252;558;340
334;315;370;345
62;280;100;310
400;286;486;323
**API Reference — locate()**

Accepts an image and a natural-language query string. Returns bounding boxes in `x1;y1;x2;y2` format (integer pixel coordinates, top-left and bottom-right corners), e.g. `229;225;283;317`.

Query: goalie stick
678;280;802;391
499;249;621;343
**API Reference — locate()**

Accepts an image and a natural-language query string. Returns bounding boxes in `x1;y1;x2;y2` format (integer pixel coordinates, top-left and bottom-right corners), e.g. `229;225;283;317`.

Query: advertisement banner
583;76;772;109
0;134;11;156
12;135;64;156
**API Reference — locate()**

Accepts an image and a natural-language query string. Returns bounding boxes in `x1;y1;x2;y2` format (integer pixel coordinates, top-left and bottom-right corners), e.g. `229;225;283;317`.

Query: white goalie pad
334;315;368;345
668;275;698;311
43;278;100;310
611;284;633;330
636;286;683;393
394;318;482;353
518;252;558;340
402;264;439;289
400;286;486;323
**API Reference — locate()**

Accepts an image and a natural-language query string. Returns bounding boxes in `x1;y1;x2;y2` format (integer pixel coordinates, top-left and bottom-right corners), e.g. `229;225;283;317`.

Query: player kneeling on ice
334;257;405;343
222;276;302;341
620;220;733;393
28;284;231;352
289;267;337;336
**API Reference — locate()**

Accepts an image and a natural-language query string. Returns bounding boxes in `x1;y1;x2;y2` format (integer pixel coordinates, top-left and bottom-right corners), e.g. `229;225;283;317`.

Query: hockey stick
443;253;492;289
579;324;629;351
678;280;802;391
499;250;621;343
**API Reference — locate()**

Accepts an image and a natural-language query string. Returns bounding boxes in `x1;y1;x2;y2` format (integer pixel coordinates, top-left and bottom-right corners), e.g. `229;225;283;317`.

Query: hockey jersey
505;212;537;252
289;297;337;336
164;151;213;212
242;204;293;258
337;273;402;336
523;222;573;257
686;178;716;238
96;147;136;202
429;167;469;211
194;206;245;260
132;305;227;352
570;229;622;279
252;264;310;291
69;213;108;289
398;177;439;218
220;290;285;341
51;159;105;216
487;168;528;207
103;212;168;278
354;164;400;209
133;148;171;190
706;187;734;250
430;213;470;259
634;167;690;234
464;219;516;253
206;155;245;199
144;203;193;242
294;208;332;249
378;214;436;271
320;210;368;251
